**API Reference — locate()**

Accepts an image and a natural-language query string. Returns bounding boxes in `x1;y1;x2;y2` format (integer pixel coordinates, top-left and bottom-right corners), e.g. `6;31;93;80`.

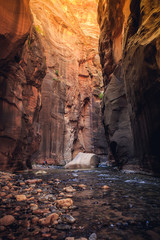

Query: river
0;166;160;239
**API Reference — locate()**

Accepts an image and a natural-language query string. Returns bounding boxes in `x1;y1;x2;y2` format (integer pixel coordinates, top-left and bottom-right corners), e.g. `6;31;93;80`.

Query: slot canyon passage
0;0;160;239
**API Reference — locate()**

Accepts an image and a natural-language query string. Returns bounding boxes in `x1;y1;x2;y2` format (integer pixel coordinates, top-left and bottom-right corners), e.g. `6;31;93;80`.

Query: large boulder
65;152;100;169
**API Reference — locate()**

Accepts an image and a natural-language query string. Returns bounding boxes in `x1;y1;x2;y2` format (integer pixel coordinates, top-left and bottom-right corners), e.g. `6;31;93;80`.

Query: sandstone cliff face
123;0;160;172
0;0;46;170
98;0;134;169
30;0;107;164
98;0;160;172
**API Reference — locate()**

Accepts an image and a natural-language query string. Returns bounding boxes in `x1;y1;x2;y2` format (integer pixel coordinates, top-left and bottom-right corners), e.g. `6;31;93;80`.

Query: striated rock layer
30;0;107;164
0;0;46;170
98;0;160;172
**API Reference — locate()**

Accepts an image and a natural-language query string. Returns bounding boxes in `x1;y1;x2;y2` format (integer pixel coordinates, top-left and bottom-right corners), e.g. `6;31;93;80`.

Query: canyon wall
30;0;107;164
98;0;160;172
0;0;107;170
0;0;46;170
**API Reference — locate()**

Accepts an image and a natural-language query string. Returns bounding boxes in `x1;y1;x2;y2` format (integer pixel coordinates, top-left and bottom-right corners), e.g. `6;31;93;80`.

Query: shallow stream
1;166;160;240
21;166;160;239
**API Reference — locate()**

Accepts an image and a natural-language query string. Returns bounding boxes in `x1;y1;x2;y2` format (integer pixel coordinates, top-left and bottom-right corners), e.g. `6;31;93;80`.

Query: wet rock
20;182;25;186
25;179;42;184
0;192;6;197
78;184;87;190
15;195;27;201
65;194;73;198
35;170;47;175
39;213;59;226
56;224;72;230
59;192;65;197
15;206;21;212
61;214;76;224
102;185;109;190
33;227;40;235
6;194;13;199
2;186;9;191
31;216;39;224
42;233;51;238
56;199;73;209
0;215;15;226
30;204;39;211
89;233;97;240
37;189;42;193
33;209;50;215
27;196;35;201
43;194;56;201
63;186;76;193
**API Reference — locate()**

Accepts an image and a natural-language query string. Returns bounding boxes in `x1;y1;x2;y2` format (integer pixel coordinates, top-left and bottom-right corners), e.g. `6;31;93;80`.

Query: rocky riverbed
0;167;160;240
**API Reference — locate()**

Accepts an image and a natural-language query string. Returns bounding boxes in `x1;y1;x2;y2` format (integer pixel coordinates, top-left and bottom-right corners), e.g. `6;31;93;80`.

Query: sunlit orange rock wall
0;0;46;170
98;0;160;172
30;0;107;164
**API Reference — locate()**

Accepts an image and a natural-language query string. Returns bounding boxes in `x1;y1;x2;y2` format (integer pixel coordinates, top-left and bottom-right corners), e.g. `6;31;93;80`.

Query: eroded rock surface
98;0;134;169
0;0;46;170
98;0;160;172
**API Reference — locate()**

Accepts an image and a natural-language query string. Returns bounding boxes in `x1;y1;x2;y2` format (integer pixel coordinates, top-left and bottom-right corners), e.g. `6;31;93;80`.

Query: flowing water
18;166;160;240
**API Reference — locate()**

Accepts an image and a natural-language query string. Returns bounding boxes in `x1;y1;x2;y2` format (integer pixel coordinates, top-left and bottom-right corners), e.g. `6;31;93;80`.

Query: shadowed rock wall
98;0;134;169
123;0;160;172
98;0;160;172
0;0;46;171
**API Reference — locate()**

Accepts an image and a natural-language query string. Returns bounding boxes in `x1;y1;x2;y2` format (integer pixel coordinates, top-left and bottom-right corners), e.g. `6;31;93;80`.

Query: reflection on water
22;166;160;240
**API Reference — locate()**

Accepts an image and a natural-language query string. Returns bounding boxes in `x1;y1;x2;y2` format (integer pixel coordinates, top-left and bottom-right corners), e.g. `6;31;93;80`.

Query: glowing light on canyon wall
49;0;100;39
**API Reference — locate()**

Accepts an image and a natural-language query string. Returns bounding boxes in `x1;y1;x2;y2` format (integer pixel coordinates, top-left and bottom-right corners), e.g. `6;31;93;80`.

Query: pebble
56;224;72;230
56;198;73;209
2;186;10;191
6;194;13;199
0;192;6;197
31;216;39;224
25;179;42;184
15;194;27;201
44;194;56;201
102;185;109;190
89;233;97;240
63;186;76;193
37;189;42;193
65;238;75;240
0;215;15;226
66;194;73;198
30;203;39;211
78;184;87;189
61;214;76;224
15;206;21;211
39;213;59;226
42;233;51;237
